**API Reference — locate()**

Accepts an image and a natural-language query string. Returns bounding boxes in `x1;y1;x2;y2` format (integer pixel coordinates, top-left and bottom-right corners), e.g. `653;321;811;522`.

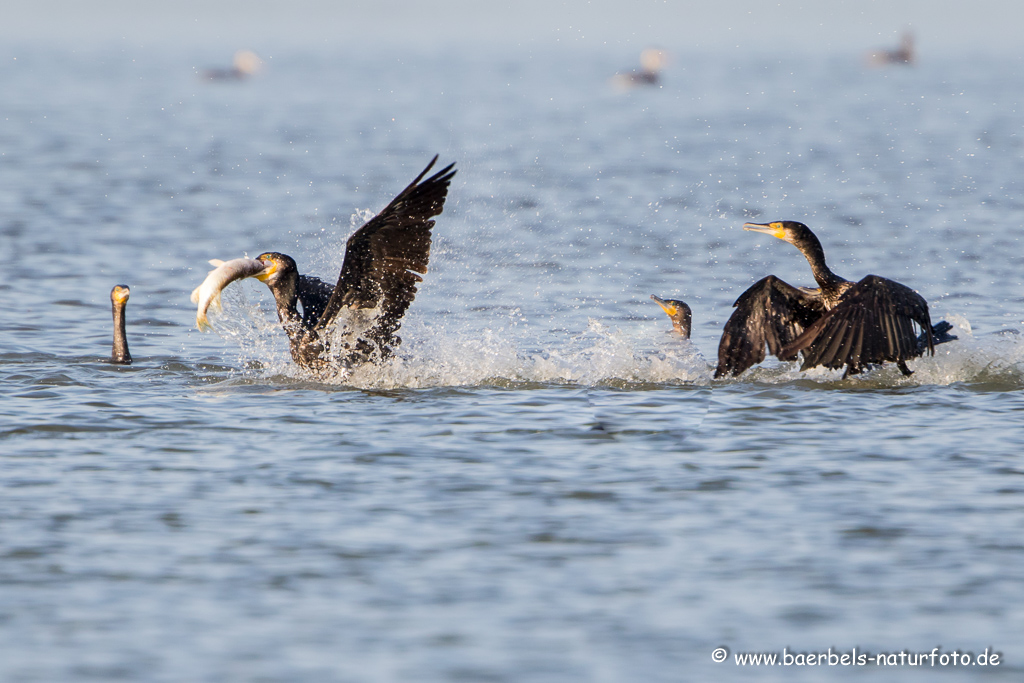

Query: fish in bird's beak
191;257;269;331
254;254;279;282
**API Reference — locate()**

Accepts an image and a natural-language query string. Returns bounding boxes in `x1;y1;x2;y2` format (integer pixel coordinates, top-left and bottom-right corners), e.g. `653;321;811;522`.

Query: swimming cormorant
251;156;456;374
110;284;131;365
203;50;263;80
715;221;955;379
611;49;668;88
866;31;915;67
651;294;692;338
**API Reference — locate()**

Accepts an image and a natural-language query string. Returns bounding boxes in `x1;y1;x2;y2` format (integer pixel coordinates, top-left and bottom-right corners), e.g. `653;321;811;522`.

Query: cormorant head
640;48;668;73
743;220;838;284
110;284;130;306
232;50;263;76
255;252;298;286
255;252;300;310
651;294;692;338
742;220;815;245
743;221;827;258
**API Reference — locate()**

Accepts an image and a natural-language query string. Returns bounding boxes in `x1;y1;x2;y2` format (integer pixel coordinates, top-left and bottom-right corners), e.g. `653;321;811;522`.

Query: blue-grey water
2;44;1024;682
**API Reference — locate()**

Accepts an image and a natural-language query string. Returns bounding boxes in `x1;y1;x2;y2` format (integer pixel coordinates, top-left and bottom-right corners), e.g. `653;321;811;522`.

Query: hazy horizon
3;0;1023;56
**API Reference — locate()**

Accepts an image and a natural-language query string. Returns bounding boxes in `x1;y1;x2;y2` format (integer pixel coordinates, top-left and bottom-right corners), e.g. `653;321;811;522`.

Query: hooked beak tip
743;222;786;240
651;295;677;316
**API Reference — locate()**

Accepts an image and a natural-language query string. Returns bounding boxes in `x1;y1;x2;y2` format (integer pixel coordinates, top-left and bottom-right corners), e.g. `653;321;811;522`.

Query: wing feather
782;274;933;371
314;156;457;353
715;275;825;377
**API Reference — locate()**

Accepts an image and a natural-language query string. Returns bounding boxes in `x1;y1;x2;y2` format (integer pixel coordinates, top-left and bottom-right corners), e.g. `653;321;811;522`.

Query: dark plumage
867;32;915;67
611;48;667;88
651;294;692;338
110;284;132;365
254;156;456;374
202;50;263;80
715;221;955;379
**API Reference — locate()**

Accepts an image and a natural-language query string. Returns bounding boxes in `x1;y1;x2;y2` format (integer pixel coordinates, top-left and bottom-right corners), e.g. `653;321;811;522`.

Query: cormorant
715;221;955;379
250;156;456;374
866;31;915;67
202;50;263;80
651;294;691;338
611;49;668;88
110;284;131;365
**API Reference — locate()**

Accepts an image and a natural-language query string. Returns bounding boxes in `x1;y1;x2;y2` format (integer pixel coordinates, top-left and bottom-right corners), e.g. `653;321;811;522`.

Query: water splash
348;318;712;390
203;293;1024;391
204;291;712;389
909;316;1024;388
711;315;1024;389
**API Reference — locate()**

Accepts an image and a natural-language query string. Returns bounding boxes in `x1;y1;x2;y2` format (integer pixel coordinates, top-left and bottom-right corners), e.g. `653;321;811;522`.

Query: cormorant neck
797;233;845;291
112;303;131;364
267;277;305;330
276;296;302;327
674;314;691;339
271;282;332;369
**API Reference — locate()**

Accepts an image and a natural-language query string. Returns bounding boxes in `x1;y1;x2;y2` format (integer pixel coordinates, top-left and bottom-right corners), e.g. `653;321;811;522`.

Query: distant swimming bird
611;49;668;88
194;156;456;375
866;31;915;67
716;221;956;379
202;50;263;80
110;285;132;365
651;294;691;338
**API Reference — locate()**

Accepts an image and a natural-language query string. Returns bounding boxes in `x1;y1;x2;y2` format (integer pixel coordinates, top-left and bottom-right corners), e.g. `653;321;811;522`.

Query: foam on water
202;292;1024;392
910;318;1024;387
360;318;713;390
207;293;712;389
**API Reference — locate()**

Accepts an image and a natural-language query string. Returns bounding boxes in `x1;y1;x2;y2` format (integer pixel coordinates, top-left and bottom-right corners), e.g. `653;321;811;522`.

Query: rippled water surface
2;44;1024;682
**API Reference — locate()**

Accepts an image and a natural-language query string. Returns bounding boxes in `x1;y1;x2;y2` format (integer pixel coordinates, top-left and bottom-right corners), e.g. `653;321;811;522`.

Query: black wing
781;274;933;371
715;275;825;378
314;156;456;346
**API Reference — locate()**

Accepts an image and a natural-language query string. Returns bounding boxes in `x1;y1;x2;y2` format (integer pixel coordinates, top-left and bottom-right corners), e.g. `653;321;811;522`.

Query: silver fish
190;258;267;331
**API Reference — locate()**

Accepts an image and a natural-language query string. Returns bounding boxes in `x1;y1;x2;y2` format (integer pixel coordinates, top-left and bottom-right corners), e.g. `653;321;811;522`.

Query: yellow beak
743;222;787;240
255;258;276;282
650;294;677;317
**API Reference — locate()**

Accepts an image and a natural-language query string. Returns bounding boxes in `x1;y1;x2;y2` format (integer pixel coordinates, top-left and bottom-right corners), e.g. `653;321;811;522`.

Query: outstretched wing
315;156;457;348
781;274;933;371
715;275;824;378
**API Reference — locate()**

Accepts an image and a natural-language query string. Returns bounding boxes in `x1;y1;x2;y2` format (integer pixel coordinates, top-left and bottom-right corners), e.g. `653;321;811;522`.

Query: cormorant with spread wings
715;221;955;379
257;156;455;373
193;156;456;375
